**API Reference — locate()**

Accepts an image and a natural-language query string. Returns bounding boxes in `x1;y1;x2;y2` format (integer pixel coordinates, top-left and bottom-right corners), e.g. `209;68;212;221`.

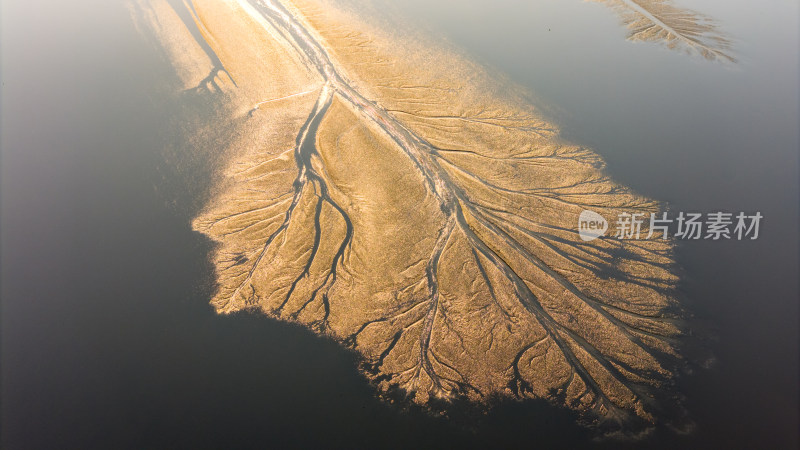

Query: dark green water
2;0;797;448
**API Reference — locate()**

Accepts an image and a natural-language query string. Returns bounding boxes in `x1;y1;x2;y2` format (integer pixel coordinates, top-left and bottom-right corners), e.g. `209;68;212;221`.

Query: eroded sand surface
131;0;689;427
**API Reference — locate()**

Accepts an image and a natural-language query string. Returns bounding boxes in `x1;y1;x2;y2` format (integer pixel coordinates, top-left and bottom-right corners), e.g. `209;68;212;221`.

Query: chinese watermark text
577;210;762;242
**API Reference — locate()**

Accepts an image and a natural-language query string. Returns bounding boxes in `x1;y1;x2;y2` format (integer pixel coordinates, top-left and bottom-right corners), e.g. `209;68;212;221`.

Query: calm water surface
2;0;797;448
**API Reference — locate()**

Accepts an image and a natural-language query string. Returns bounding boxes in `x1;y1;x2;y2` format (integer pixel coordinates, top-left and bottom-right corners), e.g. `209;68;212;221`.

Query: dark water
1;0;797;449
